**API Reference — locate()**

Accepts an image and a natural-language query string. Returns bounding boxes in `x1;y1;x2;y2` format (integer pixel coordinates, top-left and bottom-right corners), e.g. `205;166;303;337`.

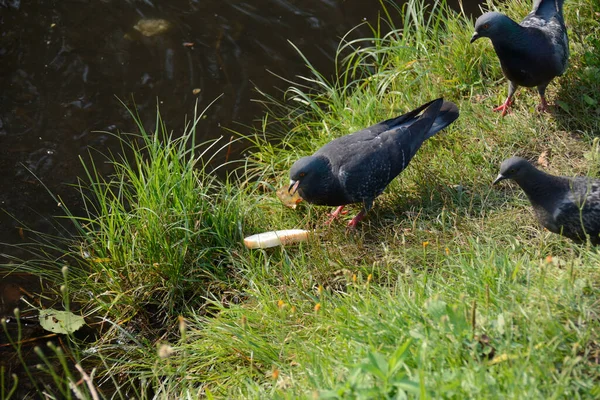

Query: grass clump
2;0;600;398
73;104;249;322
72;105;246;320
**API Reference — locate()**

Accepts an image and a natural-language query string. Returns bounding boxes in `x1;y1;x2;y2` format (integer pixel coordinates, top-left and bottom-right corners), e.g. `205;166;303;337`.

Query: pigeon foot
493;98;513;117
326;206;346;225
346;210;366;228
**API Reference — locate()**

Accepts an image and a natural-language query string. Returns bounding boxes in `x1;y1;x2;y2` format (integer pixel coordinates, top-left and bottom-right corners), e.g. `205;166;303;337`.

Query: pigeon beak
288;179;300;195
470;32;480;43
492;174;506;185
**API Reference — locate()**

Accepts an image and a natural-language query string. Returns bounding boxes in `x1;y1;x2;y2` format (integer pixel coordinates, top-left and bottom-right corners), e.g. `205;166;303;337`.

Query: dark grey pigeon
494;157;600;244
288;98;459;227
471;0;569;116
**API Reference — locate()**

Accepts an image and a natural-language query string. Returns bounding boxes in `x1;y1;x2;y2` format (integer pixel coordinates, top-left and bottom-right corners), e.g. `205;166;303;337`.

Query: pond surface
0;0;379;260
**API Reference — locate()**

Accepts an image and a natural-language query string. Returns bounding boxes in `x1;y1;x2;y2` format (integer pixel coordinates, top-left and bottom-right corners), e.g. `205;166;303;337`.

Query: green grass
2;0;600;398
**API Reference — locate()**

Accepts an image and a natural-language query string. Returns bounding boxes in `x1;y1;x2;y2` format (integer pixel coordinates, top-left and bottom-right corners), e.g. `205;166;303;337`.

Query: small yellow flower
290;306;297;314
352;274;357;283
318;285;323;295
545;255;553;264
314;303;321;312
422;241;429;248
277;300;285;309
445;247;450;255
271;368;280;380
367;274;372;283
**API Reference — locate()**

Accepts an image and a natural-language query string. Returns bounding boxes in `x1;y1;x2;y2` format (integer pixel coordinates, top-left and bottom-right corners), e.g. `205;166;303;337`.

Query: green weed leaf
583;94;597;106
555;100;570;112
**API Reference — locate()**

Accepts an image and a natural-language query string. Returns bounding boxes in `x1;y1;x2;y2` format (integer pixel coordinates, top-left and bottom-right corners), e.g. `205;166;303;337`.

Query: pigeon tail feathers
380;97;459;142
424;100;460;140
397;98;444;145
377;98;442;130
532;0;565;19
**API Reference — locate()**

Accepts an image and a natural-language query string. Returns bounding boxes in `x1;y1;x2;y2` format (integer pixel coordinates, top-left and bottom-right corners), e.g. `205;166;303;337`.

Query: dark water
0;0;384;260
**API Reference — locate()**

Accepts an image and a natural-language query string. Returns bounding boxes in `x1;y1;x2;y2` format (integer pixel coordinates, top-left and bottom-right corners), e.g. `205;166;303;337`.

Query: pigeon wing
378;98;446;174
315;98;441;156
335;98;449;203
335;122;435;205
334;135;394;204
554;178;600;242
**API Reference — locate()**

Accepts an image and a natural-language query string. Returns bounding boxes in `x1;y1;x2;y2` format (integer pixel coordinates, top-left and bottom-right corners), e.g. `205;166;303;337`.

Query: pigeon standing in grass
494;157;600;244
470;0;569;116
288;98;459;227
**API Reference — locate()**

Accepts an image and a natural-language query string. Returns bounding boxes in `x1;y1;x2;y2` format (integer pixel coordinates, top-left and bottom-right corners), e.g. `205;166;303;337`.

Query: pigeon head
289;155;333;200
493;156;535;185
471;12;514;43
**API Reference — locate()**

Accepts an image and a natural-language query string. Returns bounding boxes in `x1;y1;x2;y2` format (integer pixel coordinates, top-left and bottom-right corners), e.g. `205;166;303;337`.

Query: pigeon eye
299;172;306;177
482;23;489;29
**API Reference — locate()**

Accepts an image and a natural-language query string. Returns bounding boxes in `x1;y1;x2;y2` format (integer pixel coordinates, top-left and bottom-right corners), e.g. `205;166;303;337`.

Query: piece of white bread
243;229;311;249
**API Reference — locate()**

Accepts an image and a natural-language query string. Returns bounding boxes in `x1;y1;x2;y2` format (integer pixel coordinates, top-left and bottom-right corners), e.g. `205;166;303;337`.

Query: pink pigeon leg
326;205;346;225
346;210;366;228
494;81;517;117
493;97;513;117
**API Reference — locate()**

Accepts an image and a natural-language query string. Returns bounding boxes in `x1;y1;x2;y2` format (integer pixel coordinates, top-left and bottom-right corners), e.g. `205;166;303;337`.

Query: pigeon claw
493;98;513;117
329;206;348;217
326;205;346;225
346;210;366;229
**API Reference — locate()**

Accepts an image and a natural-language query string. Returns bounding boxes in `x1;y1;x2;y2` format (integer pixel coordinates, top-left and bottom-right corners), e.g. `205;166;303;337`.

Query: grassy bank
2;0;600;398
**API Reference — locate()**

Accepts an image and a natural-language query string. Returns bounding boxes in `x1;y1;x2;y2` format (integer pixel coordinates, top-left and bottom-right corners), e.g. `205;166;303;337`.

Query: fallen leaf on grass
39;309;85;334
